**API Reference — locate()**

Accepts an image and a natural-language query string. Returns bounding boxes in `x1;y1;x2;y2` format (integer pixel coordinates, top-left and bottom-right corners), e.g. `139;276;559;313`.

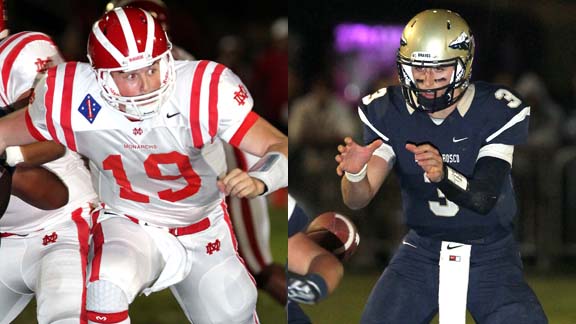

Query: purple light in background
334;23;404;53
332;23;404;103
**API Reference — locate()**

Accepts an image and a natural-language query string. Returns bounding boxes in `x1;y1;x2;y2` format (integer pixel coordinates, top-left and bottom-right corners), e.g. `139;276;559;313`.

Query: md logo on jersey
78;94;102;124
233;85;249;106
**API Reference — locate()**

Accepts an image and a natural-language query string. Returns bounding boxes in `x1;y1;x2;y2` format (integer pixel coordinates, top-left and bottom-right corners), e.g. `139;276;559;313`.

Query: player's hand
287;272;327;305
405;143;444;182
217;168;265;199
335;137;383;176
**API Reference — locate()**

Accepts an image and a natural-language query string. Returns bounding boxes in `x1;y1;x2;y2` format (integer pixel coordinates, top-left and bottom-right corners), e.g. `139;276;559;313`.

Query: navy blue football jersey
289;194;310;237
359;82;529;241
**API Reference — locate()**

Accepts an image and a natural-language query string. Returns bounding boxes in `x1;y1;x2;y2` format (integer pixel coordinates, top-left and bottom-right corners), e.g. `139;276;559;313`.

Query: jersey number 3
424;174;459;217
103;152;201;203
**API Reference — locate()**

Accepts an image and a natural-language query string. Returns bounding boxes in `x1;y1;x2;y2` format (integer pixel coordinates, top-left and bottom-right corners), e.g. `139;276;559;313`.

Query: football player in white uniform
0;7;287;324
108;0;287;305
0;2;100;323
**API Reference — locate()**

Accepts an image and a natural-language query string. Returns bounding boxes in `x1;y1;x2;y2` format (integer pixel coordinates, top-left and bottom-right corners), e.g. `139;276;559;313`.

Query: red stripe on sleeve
25;109;47;141
189;60;209;148
208;64;226;140
44;66;59;143
2;33;54;97
60;62;77;152
0;32;26;53
229;111;259;147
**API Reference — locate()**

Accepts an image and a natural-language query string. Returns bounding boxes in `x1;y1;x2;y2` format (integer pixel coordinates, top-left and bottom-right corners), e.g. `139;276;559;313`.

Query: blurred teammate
107;0;287;305
335;9;547;324
0;2;100;323
0;7;287;324
287;194;343;324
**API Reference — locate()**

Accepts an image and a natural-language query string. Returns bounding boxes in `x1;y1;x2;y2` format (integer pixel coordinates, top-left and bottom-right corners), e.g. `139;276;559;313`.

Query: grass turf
303;271;576;324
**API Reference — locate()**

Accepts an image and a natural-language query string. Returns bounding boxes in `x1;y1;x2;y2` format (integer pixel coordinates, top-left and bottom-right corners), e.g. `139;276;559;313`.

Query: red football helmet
87;7;174;119
0;0;9;39
105;0;169;31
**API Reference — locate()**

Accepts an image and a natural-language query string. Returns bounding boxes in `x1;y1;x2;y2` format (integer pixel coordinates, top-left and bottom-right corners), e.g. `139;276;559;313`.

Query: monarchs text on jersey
359;82;529;241
27;60;258;227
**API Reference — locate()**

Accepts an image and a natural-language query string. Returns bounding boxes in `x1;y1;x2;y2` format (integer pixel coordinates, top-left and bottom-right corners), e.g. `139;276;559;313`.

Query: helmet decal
449;32;472;51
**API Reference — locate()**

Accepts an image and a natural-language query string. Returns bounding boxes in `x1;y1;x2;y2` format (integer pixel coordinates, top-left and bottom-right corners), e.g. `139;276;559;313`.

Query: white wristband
248;152;288;196
5;146;24;167
345;164;368;183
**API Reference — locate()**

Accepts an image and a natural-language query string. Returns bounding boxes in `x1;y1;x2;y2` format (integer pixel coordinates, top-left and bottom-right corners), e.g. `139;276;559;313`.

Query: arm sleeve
436;156;511;215
215;67;255;143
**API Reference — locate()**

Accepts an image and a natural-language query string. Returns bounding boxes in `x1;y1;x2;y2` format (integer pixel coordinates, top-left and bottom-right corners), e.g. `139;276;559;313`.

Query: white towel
438;241;472;324
141;225;193;296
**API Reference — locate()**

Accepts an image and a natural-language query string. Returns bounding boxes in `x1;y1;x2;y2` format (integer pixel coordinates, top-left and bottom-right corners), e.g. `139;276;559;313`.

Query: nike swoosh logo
447;244;463;249
402;240;417;249
166;112;181;118
452;137;468;143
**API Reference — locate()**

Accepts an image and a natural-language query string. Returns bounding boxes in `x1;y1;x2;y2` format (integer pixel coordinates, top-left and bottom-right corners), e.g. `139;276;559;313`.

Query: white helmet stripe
144;10;155;55
92;22;126;66
115;8;139;56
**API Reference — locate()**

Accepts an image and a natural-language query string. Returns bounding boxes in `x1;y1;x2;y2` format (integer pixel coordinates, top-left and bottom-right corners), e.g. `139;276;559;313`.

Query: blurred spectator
217;34;251;82
289;75;358;206
515;72;564;147
511;72;565;269
252;17;288;133
289;76;358;149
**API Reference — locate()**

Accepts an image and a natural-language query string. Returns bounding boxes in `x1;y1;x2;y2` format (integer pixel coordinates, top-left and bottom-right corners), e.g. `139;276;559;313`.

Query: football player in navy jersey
287;194;344;323
335;9;547;324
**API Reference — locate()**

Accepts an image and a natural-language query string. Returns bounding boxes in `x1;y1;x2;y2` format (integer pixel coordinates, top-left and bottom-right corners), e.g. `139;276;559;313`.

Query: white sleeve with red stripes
213;67;255;143
27;71;53;141
0;31;63;105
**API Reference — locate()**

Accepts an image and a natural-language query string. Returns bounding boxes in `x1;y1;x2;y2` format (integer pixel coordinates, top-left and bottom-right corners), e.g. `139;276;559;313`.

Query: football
306;212;360;261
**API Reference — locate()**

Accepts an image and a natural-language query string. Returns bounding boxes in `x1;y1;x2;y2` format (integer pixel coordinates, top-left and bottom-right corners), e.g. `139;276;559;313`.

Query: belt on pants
125;215;211;236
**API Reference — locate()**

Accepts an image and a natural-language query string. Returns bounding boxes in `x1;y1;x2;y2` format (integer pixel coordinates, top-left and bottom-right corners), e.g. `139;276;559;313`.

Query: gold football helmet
397;9;474;112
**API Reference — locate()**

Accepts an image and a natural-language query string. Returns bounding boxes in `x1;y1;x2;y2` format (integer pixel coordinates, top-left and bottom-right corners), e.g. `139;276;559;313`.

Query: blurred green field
12;205;287;324
303;271;576;324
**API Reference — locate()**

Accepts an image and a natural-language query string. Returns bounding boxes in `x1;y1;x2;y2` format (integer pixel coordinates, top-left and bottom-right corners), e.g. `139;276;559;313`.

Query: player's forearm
308;252;344;294
13;141;66;167
11;166;69;210
435;157;510;215
0;109;37;151
341;176;375;210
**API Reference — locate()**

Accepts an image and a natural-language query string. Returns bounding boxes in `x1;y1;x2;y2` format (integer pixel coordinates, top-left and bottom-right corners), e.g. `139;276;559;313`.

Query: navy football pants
361;230;548;324
287;300;311;324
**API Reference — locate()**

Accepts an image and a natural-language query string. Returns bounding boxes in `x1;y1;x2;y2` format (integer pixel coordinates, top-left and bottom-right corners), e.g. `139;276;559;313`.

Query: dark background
289;0;576;270
6;0;286;62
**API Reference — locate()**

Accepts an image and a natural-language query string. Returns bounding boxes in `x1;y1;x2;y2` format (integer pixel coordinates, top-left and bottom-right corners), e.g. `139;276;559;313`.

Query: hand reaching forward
217;168;265;199
405;143;444;182
335;137;383;176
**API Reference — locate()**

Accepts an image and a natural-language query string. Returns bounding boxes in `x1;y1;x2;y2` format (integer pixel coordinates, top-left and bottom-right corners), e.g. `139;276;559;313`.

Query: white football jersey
28;60;257;227
0;31;98;234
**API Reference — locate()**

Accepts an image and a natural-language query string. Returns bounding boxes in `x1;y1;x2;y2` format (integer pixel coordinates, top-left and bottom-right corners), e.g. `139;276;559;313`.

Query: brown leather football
306;212;360;261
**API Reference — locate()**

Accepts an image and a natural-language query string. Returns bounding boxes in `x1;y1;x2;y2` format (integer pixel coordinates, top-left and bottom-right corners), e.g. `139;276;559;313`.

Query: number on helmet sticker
494;89;521;108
